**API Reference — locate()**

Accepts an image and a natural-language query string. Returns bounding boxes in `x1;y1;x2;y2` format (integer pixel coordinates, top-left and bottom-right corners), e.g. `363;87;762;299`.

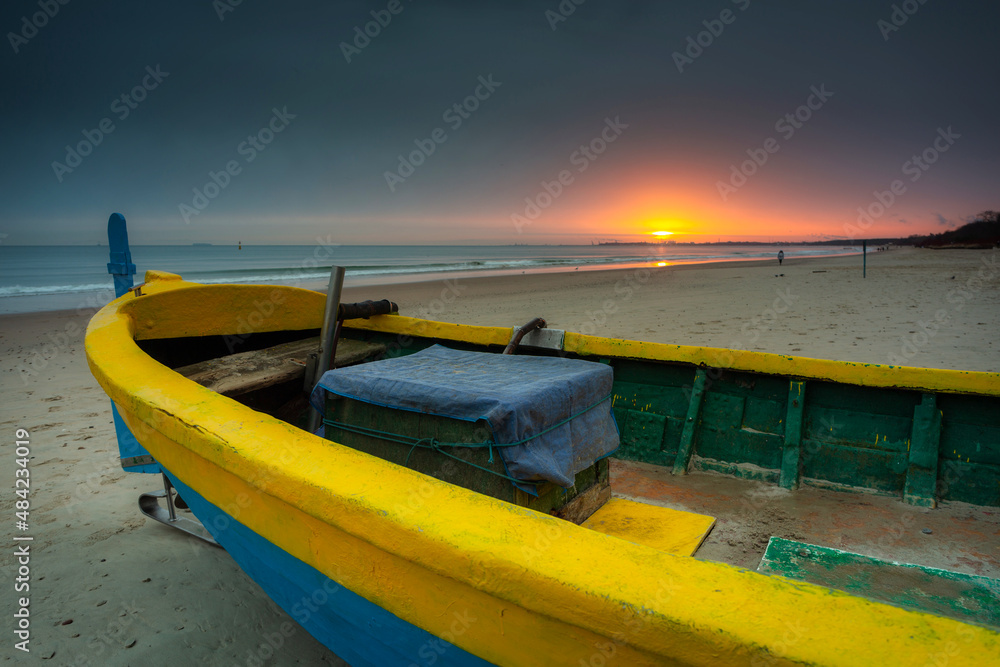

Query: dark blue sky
1;1;997;244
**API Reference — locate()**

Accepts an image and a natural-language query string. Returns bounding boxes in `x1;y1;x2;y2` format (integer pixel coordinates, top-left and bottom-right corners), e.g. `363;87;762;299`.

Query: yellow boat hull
86;272;1000;666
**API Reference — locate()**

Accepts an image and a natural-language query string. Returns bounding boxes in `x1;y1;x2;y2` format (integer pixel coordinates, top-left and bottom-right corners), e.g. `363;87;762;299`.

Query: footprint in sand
42;396;63;402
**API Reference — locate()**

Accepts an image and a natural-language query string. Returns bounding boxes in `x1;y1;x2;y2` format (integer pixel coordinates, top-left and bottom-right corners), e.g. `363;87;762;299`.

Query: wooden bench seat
175;337;385;397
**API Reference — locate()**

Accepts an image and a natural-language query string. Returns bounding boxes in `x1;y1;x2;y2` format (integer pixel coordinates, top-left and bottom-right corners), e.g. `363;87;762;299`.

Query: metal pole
863;240;867;279
307;266;346;434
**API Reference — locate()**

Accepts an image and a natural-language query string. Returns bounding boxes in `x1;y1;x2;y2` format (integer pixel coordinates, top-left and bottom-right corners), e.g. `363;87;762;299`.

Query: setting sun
651;231;674;237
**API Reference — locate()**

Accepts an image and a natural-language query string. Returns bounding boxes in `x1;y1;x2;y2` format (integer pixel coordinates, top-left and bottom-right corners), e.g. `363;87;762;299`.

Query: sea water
0;244;859;315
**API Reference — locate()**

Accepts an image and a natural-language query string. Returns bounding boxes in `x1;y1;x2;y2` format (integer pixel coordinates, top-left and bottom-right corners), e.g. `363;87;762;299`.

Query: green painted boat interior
345;328;1000;509
148;322;999;629
759;537;1000;629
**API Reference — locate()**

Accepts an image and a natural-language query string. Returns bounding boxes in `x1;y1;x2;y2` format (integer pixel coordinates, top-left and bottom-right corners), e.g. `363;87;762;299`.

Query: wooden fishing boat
86;221;1000;666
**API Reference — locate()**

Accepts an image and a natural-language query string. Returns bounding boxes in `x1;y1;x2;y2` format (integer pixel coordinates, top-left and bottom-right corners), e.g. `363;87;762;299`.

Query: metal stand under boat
138;474;219;546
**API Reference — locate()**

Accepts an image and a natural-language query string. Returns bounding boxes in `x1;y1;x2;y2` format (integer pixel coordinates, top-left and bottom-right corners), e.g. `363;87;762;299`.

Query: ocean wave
183;258;590;284
0;246;859;300
0;283;116;298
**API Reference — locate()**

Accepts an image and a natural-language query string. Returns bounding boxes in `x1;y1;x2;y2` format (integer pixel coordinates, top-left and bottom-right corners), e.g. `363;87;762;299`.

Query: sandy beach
1;246;998;666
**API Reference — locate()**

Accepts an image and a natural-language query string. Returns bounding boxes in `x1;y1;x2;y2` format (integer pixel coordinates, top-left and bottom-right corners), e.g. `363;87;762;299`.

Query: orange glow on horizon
507;165;959;242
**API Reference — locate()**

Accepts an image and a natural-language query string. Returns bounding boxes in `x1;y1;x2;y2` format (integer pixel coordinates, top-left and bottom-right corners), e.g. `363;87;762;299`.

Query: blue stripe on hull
164;469;494;667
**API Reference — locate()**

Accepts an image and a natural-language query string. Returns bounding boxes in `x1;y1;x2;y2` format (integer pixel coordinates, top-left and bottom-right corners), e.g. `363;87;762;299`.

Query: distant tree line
912;210;1000;248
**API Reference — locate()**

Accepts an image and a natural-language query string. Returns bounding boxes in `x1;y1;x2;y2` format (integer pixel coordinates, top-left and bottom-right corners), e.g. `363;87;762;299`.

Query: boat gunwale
344;313;1000;399
84;275;1000;665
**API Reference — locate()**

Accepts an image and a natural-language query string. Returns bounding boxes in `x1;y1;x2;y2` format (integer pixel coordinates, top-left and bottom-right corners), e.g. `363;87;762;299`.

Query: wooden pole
863;240;867;278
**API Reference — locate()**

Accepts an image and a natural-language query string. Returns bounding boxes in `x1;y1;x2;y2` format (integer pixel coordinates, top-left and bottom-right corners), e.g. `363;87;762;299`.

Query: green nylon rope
321;420;531;486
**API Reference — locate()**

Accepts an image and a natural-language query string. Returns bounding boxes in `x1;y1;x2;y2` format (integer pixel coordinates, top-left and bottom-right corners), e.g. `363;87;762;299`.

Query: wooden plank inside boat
758;537;1000;629
175;336;385;397
582;497;716;556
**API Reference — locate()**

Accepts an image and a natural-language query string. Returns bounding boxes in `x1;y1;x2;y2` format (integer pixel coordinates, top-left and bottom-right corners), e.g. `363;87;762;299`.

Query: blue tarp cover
311;345;619;488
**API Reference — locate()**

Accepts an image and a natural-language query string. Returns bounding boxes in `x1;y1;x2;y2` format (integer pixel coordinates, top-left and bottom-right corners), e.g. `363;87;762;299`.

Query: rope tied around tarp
320;420;532;486
321;392;612;487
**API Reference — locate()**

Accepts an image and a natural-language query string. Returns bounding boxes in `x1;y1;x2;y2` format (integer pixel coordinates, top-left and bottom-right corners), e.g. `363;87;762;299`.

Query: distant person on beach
778;250;784;265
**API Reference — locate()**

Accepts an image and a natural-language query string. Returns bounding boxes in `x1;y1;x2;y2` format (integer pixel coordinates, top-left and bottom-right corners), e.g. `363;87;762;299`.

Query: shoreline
0;247;858;317
3;247;998;373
